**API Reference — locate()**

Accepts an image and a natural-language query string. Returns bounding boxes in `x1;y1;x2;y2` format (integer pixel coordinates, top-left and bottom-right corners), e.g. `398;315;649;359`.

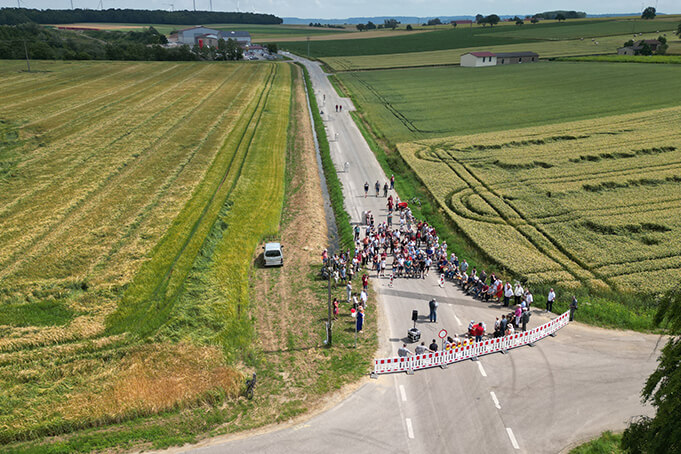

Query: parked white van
263;242;284;267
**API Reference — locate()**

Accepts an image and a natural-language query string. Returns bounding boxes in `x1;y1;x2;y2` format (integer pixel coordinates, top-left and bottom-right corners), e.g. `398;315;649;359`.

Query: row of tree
355;18;401;31
0;7;281;26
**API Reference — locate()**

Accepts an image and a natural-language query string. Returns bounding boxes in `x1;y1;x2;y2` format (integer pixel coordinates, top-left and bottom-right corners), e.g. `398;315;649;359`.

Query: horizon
1;1;679;20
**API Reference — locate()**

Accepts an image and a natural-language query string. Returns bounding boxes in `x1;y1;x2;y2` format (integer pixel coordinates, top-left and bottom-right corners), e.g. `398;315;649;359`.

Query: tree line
0;23;199;61
0;7;282;26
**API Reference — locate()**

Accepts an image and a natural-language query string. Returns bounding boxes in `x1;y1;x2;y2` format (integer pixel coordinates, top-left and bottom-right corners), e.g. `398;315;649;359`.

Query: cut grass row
0;61;294;446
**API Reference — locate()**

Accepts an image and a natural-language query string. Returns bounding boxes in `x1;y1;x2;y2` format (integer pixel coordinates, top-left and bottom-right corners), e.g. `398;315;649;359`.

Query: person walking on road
375;180;380;197
570;295;578;321
398;344;411;357
428;298;438;323
415;342;429;355
383;182;389;197
390;174;395;189
364;181;369;198
547;288;556;313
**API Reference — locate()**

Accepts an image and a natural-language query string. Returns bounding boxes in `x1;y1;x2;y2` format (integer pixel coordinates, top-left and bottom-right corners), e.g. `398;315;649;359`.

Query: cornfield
399;106;681;294
0;60;292;443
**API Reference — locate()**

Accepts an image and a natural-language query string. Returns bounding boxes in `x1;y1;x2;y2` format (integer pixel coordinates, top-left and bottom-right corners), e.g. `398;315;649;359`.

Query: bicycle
245;372;257;400
410;197;422;207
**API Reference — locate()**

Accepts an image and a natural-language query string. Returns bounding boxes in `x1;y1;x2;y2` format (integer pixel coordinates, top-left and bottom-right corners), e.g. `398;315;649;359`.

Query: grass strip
298;63;354;250
557;55;681;64
570;431;623;454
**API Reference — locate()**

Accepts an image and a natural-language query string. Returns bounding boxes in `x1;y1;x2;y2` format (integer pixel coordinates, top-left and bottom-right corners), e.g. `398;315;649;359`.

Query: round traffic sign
438;329;448;339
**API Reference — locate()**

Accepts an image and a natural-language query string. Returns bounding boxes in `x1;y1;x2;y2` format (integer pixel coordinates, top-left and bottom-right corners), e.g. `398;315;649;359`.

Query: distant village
167;26;277;60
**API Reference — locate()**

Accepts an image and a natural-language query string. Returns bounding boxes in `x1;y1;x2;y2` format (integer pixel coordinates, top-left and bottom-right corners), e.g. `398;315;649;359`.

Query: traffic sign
438;329;447;339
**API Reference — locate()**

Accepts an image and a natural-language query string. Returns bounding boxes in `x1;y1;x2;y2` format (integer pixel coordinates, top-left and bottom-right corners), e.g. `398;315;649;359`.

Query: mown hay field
399;107;681;294
0;59;291;444
338;62;681;143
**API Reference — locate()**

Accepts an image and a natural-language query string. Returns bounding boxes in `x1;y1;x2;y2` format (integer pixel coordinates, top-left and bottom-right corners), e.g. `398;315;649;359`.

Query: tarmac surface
168;54;663;454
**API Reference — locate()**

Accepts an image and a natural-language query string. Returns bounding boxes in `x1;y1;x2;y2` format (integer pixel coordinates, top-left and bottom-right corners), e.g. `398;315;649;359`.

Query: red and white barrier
373;311;570;376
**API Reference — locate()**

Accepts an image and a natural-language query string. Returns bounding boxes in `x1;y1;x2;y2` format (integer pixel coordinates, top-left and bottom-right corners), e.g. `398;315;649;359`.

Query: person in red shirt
474;323;484;342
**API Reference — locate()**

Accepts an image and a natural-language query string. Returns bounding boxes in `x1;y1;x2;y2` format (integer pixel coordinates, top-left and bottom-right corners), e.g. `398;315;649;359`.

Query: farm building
495;51;539;64
617;39;661;55
196;34;219;48
461;51;539;67
177;26;251;46
460;52;497;67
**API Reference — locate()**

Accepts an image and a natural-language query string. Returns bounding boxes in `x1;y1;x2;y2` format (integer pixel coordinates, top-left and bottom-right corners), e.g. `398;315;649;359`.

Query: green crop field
340;60;681;295
338;62;681;143
279;16;681;58
323;32;665;71
399;106;681;294
0;59;291;444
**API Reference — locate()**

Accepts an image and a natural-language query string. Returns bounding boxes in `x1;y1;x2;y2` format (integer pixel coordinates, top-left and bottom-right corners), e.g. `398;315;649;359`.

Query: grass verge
570;431;623;454
557;55;681;64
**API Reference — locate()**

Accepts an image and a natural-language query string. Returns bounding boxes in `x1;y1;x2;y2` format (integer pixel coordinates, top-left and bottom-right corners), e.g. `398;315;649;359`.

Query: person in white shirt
504;282;513;307
547;288;555;313
514;282;524;306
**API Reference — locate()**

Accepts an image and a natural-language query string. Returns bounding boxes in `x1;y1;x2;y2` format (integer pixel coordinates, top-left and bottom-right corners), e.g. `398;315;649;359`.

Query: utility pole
23;40;31;72
307;36;310;57
70;0;74;9
193;0;196;11
209;0;212;11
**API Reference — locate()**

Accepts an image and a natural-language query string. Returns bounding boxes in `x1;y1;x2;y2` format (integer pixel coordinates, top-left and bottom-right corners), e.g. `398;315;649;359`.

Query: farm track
0;64;211;218
0;65;255;280
435;149;606;287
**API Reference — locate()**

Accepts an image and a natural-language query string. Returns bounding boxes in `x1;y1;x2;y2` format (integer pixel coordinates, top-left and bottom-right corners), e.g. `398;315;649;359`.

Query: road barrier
373;311;570;376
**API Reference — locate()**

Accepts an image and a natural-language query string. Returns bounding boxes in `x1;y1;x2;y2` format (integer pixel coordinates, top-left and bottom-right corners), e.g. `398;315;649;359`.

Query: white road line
490;391;501;409
453;313;462;327
477;362;487;377
399;385;407;402
405;418;415;439
506;427;520;450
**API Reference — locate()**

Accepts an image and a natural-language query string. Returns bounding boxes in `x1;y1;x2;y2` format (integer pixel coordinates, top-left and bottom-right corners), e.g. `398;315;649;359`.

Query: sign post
439;329;447;351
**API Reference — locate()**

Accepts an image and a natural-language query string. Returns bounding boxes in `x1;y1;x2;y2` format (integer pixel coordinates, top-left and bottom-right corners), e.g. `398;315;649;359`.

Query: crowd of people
321;173;576;353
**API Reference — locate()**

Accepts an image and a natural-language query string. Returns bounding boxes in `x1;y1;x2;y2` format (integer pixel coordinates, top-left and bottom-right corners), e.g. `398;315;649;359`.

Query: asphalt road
170;55;663;454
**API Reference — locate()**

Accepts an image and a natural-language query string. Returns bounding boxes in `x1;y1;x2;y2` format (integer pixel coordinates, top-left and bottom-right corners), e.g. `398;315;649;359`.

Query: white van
263;242;284;267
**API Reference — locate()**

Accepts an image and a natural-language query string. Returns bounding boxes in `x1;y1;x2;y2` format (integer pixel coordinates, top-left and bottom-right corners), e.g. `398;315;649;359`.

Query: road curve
165;55;661;454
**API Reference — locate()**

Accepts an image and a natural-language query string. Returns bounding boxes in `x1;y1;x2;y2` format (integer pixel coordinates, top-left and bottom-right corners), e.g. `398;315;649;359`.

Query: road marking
477;362;487;377
399;385;407;402
453;313;462;327
490;391;501;409
506;427;520;449
405;418;415;439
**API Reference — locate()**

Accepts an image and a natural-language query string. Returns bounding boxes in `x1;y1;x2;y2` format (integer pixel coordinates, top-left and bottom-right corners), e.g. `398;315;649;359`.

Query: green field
0;59;291;444
279;16;681;58
340;61;681;295
323;32;666;71
338;62;681;142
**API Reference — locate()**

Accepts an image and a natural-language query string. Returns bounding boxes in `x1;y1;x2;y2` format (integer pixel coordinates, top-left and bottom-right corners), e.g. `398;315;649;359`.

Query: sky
2;0;678;19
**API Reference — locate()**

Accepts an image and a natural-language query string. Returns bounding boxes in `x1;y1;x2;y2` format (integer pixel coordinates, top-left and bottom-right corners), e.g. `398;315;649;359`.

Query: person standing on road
547;288;556;313
390;174;395;189
346;281;352;303
500;314;508;336
522;307;531;331
514;282;524;306
398;344;411;357
415;342;429;355
354;224;360;241
364;181;369;198
429;339;438;352
375;180;380;197
504;282;513;307
428;298;438;323
570;296;578;321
